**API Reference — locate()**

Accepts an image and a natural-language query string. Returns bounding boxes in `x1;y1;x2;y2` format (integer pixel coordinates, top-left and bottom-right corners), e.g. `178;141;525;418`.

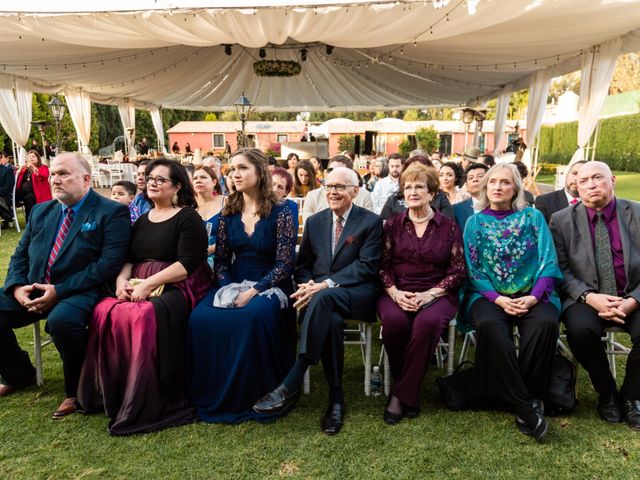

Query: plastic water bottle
370;366;382;397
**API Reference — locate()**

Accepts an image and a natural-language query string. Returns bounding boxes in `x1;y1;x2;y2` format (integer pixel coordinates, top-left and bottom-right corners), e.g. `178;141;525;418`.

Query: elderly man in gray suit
550;161;640;429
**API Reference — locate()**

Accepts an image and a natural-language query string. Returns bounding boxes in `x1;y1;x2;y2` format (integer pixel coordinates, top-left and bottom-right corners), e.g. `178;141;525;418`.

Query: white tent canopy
0;0;639;112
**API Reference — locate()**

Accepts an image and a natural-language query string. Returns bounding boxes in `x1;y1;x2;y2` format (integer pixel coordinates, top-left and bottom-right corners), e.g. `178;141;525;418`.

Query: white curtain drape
64;87;92;153
116;98;137;158
570;37;622;163
0;76;32;165
521;70;551;168
493;89;511;155
149;106;167;153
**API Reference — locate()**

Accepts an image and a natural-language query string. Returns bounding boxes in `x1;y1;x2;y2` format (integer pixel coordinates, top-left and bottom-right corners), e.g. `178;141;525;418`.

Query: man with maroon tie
0;152;130;418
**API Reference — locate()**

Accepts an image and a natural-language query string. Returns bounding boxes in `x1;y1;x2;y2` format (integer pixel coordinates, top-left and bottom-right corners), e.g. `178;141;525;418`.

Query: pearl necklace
409;210;433;224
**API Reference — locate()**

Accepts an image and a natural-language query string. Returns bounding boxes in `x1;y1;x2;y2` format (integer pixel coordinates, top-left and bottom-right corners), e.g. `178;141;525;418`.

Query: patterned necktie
333;216;344;253
44;208;74;284
594;212;617;296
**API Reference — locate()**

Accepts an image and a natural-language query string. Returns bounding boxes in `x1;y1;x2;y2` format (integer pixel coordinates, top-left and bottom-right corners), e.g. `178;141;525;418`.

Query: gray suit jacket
549;198;640;311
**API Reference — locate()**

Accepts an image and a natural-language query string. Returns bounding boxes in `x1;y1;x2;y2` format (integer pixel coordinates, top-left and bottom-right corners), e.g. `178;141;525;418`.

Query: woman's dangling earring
171;192;178;206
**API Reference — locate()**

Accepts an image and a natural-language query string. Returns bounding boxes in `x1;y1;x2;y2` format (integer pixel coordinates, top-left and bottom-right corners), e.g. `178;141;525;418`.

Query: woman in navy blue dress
188;148;297;423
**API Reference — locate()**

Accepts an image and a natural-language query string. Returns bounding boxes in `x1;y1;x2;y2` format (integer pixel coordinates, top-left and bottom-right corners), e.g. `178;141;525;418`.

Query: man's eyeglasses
324;184;356;192
146;175;173;186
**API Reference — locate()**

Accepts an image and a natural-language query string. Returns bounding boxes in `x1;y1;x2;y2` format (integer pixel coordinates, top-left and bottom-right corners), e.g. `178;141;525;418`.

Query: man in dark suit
453;162;488;230
254;166;383;435
0;152;130;418
550;161;640;429
0;153;15;227
535;160;586;223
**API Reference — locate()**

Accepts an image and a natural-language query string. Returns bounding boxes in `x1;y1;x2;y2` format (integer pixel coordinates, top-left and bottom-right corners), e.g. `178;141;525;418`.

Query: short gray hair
409;149;430;159
478;163;527;211
54;152;92;176
328;166;358;186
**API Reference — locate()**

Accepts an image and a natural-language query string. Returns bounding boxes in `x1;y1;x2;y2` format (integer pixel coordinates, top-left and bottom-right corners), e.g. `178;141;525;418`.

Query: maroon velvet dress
78;208;212;435
377;210;466;407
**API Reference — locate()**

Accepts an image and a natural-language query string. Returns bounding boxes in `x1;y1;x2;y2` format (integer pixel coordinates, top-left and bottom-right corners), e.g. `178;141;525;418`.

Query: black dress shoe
515;399;548;443
597;393;622;423
404;404;420;419
253;384;299;415
321;403;346;435
622;399;640;430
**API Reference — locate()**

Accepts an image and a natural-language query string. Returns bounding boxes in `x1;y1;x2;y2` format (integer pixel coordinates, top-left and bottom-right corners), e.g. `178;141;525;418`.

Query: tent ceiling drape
0;1;639;111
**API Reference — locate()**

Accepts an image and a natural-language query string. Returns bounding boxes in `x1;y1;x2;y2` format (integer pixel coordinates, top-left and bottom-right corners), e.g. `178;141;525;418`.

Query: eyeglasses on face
403;184;428;192
324;184;356;192
146;175;173;186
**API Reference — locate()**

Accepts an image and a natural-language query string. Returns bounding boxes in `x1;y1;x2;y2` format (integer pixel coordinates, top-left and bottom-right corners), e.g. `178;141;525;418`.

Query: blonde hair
478;163;527;211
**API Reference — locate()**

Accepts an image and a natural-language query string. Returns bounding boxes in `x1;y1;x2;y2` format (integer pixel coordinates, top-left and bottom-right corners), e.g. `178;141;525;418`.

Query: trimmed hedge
538;113;640;172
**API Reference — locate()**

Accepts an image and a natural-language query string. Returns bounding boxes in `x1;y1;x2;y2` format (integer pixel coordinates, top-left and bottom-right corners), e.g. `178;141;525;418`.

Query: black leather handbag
547;351;577;415
435;361;474;411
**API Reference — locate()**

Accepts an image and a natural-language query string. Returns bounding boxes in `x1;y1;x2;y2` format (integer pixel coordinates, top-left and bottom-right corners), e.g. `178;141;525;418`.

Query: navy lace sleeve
213;214;232;287
254;204;296;292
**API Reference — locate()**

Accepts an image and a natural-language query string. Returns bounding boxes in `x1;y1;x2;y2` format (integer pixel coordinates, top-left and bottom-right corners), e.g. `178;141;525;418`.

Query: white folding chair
603;326;630;379
303;320;373;396
380;318;457;396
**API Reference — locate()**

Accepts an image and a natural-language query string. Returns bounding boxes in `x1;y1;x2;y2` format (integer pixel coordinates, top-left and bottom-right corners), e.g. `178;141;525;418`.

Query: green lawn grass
536;170;640;202
2;214;640;479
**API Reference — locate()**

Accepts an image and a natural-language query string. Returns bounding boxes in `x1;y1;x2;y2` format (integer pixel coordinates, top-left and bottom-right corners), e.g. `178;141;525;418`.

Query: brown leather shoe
52;397;78;419
0;383;19;397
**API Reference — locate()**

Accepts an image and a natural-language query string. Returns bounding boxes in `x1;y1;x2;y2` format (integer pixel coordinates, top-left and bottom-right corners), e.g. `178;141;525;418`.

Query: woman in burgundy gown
377;163;466;424
78;158;212;435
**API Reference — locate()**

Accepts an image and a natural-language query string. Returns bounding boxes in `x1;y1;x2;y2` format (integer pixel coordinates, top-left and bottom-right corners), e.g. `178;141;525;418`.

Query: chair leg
364;323;372;397
459;331;475;365
303;367;310;395
447;321;456;375
606;331;617;380
382;346;391;396
33;321;43;387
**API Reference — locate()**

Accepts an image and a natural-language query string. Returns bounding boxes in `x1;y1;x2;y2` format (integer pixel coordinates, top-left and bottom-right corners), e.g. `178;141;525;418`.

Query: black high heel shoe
384;396;403;425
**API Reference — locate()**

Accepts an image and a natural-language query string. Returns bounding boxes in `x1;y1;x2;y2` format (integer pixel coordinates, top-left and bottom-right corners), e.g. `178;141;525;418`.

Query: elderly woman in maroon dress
377;163;466;424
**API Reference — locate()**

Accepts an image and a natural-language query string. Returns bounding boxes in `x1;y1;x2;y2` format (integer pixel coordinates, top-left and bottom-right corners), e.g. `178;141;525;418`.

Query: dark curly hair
440;161;465;189
222;148;278;218
144;158;196;208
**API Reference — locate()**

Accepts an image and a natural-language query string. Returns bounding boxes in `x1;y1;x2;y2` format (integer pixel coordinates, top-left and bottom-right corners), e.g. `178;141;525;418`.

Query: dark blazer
295;204;383;322
0;164;14;201
453;198;474;231
3;189;131;312
535;189;569;224
550;198;640;311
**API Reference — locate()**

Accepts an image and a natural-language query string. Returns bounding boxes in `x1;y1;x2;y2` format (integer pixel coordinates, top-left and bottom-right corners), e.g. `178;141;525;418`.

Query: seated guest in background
78;159;211;435
430;151;442;169
479;154;496;168
463;163;562;443
550;161;640;429
254;167;383;435
380;156;453;220
372;153;403;214
309;156;324;184
110;180;136;208
286;153;300;177
185;143;193;155
460;146;480;172
512;162;535;205
172;142;180;154
0;153;15;227
202;157;229;195
364;156;388;192
272;167;299;232
453;163;489;230
378;163;466;424
267;156;278;175
302;155;374;223
15;150;52;223
439;161;470;205
193;166;224;269
0;153;130;417
292;160;317;198
535;160;586;224
130;160;151;223
188;149;297;424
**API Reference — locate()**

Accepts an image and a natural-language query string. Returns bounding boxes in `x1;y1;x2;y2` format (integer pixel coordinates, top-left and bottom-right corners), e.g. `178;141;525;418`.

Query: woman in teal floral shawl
462;163;563;443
